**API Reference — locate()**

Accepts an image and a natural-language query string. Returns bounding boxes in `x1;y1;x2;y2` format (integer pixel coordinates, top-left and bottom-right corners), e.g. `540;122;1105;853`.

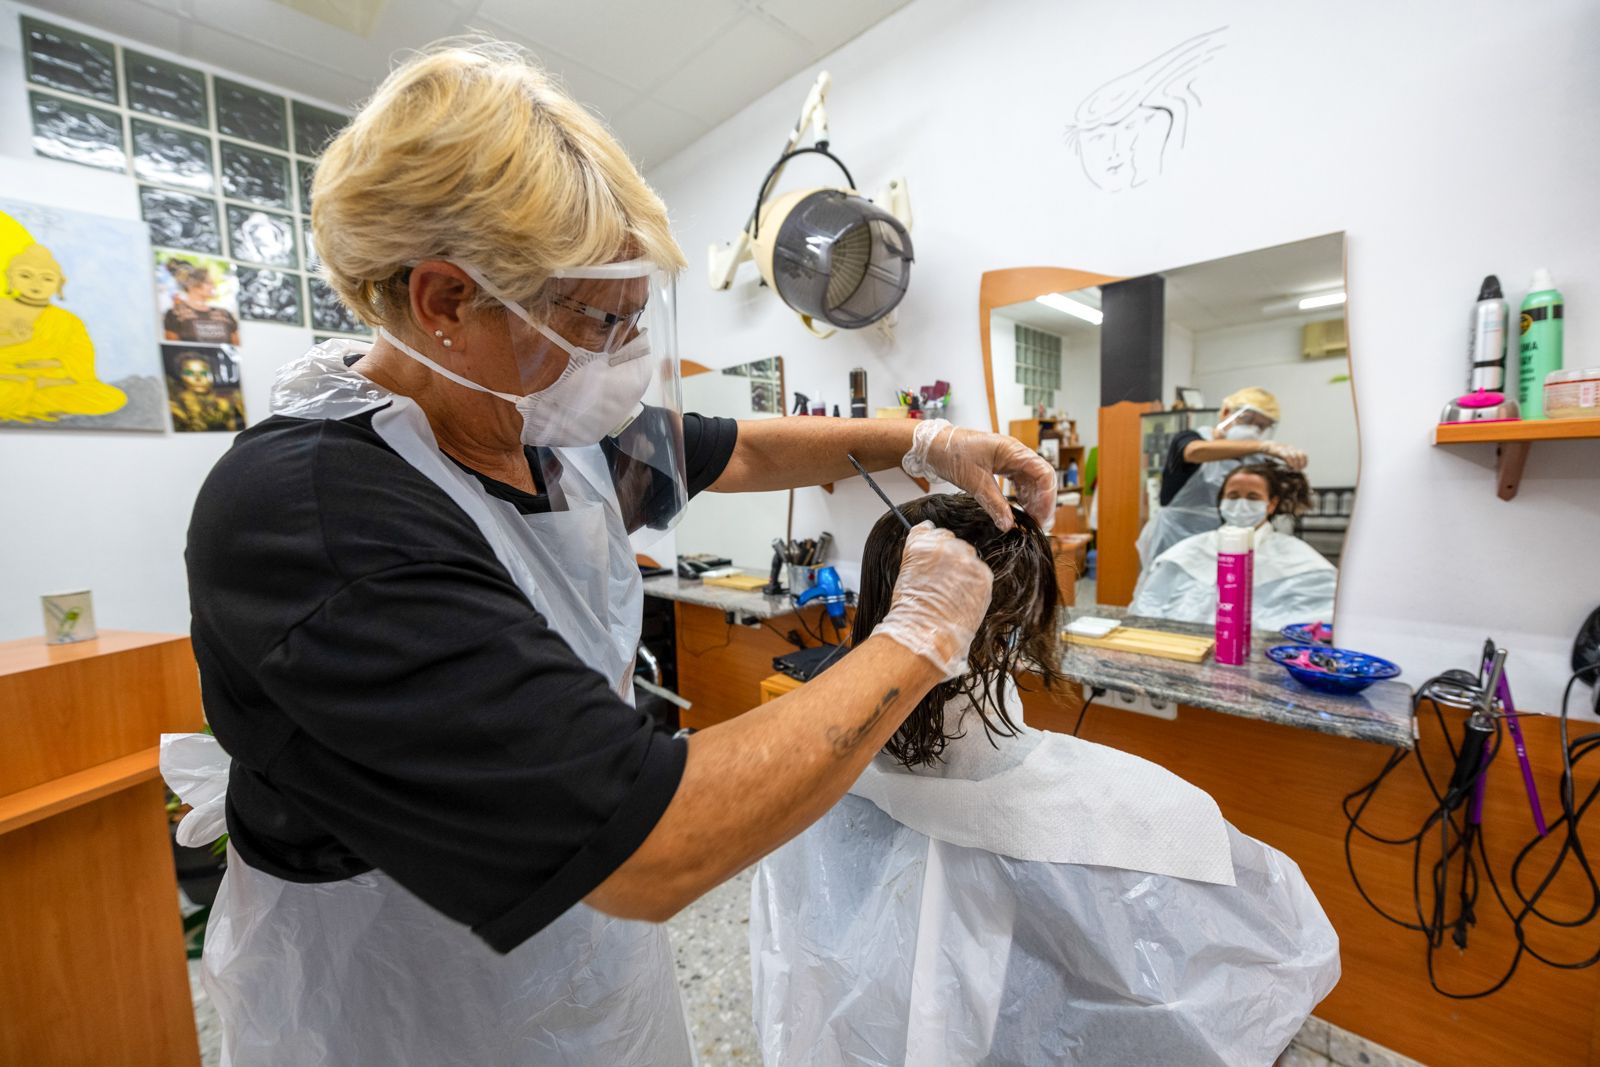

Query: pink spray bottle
1215;525;1254;665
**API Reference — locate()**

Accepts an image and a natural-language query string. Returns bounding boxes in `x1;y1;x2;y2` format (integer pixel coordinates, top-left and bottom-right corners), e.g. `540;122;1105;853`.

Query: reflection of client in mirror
1132;464;1336;630
0;243;127;422
752;491;1339;1064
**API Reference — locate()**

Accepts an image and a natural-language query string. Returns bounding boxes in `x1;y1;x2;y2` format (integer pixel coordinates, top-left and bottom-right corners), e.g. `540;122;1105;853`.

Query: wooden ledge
0;747;163;835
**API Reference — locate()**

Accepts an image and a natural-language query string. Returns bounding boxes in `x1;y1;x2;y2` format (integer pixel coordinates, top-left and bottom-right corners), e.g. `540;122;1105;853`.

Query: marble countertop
641;573;797;620
1056;607;1415;748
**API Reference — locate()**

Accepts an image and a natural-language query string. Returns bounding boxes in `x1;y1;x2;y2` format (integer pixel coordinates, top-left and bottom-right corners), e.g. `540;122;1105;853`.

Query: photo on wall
156;250;240;345
30;92;126;173
238;267;303;326
161;342;246;432
309;277;369;335
0;198;165;431
139;186;222;255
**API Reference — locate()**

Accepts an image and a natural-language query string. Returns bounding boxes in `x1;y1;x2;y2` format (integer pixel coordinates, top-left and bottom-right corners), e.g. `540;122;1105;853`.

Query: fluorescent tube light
1036;292;1104;325
1297;291;1347;311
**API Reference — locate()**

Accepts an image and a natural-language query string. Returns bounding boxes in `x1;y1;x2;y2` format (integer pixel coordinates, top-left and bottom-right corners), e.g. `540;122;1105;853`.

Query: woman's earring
434;328;452;348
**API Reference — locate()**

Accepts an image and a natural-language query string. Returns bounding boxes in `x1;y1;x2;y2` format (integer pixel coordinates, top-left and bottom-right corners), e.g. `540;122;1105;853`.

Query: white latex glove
1262;441;1309;471
873;521;994;679
901;418;1056;532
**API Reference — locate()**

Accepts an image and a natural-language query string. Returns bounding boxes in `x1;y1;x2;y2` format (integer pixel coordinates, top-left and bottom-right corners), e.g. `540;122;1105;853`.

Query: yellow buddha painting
0;245;126;422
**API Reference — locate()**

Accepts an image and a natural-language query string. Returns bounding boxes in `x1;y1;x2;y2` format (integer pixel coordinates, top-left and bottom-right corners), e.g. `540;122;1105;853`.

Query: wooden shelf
1433;417;1600;500
1433;416;1600;444
0;747;162;835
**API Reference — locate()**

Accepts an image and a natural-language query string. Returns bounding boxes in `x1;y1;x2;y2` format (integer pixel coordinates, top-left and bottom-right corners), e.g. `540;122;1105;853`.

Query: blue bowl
1266;645;1401;695
1280;622;1335;646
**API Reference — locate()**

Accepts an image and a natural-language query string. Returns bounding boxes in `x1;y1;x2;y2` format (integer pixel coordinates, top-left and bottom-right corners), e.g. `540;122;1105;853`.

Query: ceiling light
1297;291;1347;310
1036;292;1104;325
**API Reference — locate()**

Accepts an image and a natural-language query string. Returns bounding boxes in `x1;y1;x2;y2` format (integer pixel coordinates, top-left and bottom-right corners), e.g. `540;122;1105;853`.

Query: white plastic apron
1136;426;1237;566
1130;525;1338;631
751;685;1339;1067
164;342;692;1066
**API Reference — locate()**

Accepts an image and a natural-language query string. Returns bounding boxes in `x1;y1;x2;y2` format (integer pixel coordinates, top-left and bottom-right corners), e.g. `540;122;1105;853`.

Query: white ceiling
995;233;1346;336
27;0;912;168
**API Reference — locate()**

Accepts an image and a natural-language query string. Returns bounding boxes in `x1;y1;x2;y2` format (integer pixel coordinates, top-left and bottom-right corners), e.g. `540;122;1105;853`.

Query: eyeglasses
549;293;646;351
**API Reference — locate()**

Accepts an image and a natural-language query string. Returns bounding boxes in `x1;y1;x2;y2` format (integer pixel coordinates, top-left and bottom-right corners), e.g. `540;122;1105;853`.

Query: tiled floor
189;867;1425;1066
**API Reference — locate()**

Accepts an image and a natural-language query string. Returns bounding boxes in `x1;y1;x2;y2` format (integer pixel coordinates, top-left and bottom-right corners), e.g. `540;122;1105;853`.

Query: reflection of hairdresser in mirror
1137;387;1308;565
753;493;1339;1066
1131;463;1336;630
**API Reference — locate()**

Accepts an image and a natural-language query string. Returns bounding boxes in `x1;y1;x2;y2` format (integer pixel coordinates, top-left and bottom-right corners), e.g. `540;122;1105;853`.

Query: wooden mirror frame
978;267;1121;435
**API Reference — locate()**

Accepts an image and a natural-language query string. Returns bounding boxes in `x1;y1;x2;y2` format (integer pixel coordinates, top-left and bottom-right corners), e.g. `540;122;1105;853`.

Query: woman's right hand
1262;441;1308;470
872;521;994;679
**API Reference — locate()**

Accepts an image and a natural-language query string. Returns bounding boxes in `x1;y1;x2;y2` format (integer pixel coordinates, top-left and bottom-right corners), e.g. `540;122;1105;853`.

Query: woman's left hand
902;419;1057;533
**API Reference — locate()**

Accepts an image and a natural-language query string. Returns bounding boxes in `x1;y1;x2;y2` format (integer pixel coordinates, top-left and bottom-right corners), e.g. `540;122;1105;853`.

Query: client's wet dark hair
1221;463;1315;518
852;493;1062;769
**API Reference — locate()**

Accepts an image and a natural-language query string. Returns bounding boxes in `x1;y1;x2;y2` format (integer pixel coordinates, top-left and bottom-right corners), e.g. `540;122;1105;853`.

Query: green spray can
1519;268;1564;418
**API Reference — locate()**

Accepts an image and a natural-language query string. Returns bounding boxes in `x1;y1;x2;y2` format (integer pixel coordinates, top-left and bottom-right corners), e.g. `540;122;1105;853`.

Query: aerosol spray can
1466;275;1509;395
1215;526;1254;666
1518;269;1564;419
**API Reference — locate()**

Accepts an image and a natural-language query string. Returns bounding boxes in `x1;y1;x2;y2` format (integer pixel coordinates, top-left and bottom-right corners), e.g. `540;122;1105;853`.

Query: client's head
852;493;1062;768
1218;463;1314;528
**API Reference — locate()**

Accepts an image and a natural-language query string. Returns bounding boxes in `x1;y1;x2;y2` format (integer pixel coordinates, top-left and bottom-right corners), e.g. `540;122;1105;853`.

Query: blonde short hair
311;38;685;329
1223;386;1280;422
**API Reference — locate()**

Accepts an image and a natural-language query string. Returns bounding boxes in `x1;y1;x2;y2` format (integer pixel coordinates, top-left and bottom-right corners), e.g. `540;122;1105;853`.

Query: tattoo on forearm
828;687;901;757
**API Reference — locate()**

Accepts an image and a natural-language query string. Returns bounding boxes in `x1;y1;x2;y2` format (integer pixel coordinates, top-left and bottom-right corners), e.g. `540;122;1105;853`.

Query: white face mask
1222;423;1265;442
378;262;656;448
1219;498;1269;528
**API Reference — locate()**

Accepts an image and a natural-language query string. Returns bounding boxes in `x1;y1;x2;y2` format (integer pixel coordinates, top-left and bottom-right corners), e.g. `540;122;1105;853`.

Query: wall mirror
675;356;787;568
981;234;1356;630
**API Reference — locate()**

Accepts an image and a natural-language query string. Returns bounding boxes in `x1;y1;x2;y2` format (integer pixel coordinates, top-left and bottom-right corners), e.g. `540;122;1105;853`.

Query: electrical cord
749;146;856;240
787;595;833;647
1073;686;1106;736
1344;658;1600;998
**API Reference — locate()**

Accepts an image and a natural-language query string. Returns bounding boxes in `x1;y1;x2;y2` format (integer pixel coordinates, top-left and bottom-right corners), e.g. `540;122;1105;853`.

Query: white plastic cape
161;341;694;1066
1136;426;1235;566
751;689;1339;1067
1130;524;1337;631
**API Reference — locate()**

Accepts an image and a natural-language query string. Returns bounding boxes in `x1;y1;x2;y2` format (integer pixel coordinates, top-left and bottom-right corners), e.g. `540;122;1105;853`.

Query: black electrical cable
1343;659;1600;998
749;146;857;241
1073;686;1105;736
786;595;835;648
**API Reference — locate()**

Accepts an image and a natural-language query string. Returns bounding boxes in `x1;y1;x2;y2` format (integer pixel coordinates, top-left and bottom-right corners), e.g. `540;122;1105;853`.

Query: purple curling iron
1470;644;1547;835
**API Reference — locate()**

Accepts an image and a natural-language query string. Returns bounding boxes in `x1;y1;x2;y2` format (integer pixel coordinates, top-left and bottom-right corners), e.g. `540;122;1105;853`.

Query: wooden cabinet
0;632;204;1066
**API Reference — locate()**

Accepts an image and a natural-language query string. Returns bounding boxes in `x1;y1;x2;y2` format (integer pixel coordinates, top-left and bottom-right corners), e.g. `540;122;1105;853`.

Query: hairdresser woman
164;41;1051;1067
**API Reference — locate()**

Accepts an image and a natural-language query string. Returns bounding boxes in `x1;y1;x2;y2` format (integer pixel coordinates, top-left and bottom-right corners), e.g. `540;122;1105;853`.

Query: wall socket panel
1091;684;1178;721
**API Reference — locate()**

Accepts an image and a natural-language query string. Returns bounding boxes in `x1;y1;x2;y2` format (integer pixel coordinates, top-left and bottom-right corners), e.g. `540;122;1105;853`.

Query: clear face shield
1213;404;1277;442
385;259;687;551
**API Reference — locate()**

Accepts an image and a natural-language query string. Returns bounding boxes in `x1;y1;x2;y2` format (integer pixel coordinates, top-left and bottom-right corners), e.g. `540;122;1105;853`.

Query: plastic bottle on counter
1066;459;1080;487
1215;525;1254;666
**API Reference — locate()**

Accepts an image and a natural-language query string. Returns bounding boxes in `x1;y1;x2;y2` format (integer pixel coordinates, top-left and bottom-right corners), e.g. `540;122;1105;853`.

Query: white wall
1060;332;1099;448
674;368;786;569
0;1;350;642
649;0;1600;713
1191;317;1360;486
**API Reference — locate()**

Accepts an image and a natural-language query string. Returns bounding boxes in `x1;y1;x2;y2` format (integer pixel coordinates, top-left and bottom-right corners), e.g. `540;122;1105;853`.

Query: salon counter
641;573;794;620
1055;607;1415;748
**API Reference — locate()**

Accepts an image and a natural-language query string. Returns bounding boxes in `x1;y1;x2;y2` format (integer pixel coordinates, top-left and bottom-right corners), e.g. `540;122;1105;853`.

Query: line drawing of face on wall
1065;27;1227;193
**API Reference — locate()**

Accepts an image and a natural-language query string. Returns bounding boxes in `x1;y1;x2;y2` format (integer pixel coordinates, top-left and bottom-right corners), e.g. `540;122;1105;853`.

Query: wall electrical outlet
1093;684;1178;721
